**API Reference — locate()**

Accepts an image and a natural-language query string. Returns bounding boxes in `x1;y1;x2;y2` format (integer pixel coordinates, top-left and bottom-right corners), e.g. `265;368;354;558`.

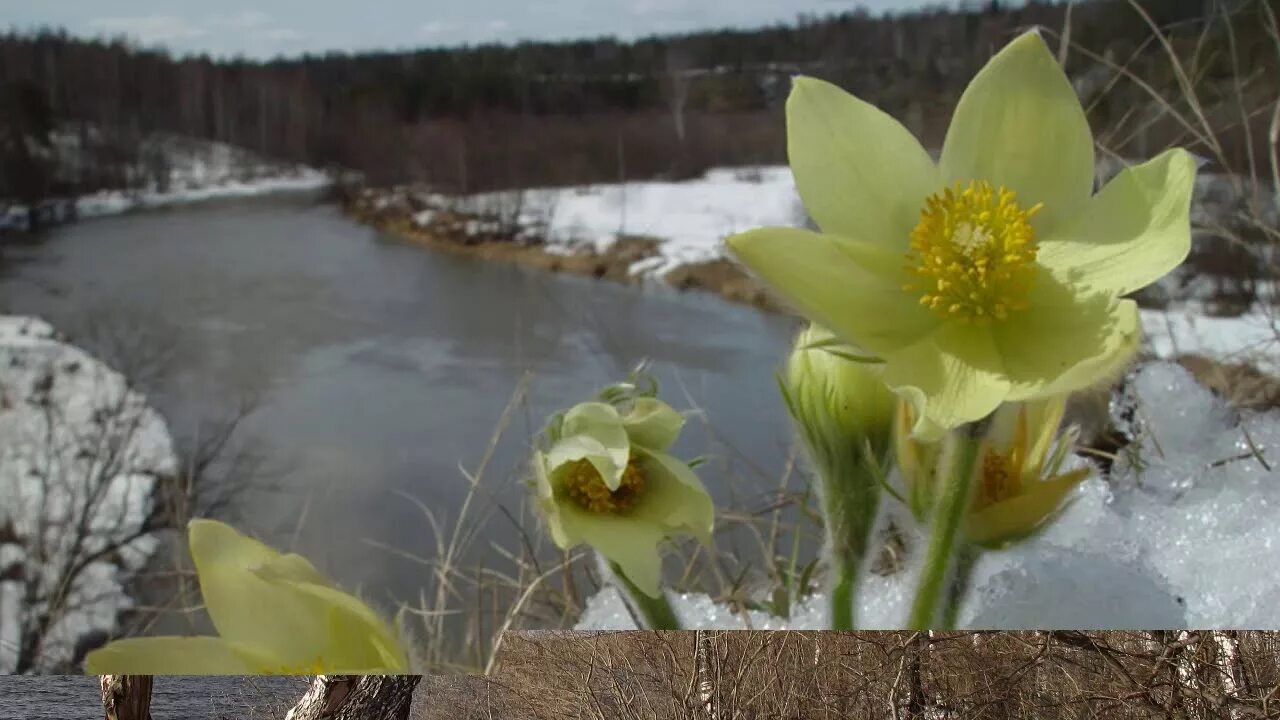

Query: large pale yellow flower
533;398;713;597
728;31;1195;438
85;519;409;674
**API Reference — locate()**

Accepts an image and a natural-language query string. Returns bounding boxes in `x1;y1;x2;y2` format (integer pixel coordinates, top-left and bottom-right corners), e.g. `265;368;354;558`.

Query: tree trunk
285;675;421;720
100;675;153;720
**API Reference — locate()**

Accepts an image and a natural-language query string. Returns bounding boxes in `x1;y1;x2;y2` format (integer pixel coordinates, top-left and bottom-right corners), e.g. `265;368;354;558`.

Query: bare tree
100;675;153;720
285;676;422;720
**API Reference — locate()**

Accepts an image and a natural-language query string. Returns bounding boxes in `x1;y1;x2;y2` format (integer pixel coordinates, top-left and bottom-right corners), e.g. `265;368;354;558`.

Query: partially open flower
966;395;1090;548
85;519;409;674
894;395;1089;548
533;398;713;597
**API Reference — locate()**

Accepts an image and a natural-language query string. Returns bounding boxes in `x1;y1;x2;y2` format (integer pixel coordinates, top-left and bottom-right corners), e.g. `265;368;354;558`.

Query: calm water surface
0;193;798;615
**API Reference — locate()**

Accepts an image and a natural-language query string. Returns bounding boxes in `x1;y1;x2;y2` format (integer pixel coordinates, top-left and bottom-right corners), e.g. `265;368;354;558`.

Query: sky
4;0;958;59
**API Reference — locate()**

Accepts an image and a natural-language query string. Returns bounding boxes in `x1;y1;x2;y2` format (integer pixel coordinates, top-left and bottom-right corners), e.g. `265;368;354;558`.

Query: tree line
0;0;1260;205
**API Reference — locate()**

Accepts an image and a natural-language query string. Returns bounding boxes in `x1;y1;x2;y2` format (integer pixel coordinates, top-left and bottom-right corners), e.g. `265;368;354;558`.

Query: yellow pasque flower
85;519;409;675
533;398;713;597
894;396;1089;548
728;31;1195;439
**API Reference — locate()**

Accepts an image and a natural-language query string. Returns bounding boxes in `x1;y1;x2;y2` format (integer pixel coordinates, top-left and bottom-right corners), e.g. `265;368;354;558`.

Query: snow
0;316;177;672
1141;307;1278;372
415;166;805;276
577;360;1280;630
1;133;330;230
72;169;330;219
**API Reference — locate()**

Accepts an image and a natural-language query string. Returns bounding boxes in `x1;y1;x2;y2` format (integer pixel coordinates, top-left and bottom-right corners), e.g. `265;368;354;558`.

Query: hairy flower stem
939;543;981;630
821;463;881;630
908;420;988;629
605;557;681;630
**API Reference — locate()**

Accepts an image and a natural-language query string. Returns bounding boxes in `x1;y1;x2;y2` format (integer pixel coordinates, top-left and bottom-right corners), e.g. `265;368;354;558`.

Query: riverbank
348;165;1280;380
344;167;789;312
1;134;332;233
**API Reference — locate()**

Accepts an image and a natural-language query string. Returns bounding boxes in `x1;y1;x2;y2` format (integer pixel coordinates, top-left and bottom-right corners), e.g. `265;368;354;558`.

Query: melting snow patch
0;316;177;672
576;361;1280;631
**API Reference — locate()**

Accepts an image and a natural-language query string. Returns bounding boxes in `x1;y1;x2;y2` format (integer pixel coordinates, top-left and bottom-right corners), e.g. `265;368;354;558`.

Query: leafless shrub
486;630;1280;720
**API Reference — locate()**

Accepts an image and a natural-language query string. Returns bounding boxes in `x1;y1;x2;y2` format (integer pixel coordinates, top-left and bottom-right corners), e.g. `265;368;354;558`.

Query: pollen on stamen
903;180;1041;323
562;458;646;514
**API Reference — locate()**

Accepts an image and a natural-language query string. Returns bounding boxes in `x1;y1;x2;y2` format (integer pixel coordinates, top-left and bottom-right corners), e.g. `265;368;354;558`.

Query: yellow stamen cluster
562;458;647;514
975;448;1022;511
906;180;1041;323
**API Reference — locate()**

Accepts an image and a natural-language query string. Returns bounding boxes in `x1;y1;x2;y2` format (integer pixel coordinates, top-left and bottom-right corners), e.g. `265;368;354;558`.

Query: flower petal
187;519;329;662
281;581;410;672
532;451;575;550
1037;148;1196;296
556;402;630;489
787;76;938;248
1004;299;1141;401
881;323;1010;439
630;449;715;542
993;269;1120;388
966;468;1090;548
557;506;668;597
940;31;1094;236
84;636;260;675
622;398;685;452
726;226;940;356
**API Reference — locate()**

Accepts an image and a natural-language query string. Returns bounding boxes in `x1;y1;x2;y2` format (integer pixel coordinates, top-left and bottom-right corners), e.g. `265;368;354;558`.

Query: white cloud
89;15;208;43
418;21;456;37
262;28;305;43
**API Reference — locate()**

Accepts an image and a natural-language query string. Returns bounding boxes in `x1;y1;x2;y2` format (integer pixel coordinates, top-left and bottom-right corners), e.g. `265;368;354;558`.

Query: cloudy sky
7;0;956;59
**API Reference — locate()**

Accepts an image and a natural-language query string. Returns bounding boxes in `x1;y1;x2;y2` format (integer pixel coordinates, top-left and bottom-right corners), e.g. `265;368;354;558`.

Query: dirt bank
346;195;785;313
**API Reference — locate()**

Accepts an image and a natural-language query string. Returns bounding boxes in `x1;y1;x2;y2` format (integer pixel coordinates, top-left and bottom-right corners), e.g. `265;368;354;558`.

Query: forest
0;0;1265;204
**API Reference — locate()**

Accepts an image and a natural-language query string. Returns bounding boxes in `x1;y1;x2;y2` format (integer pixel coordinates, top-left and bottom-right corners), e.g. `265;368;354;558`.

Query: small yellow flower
534;398;713;597
727;31;1195;439
894;396;1089;548
85;519;409;675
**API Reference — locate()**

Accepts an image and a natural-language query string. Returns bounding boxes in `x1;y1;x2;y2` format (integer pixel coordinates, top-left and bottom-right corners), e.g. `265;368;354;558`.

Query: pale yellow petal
940;31;1094;236
1005;300;1141;401
630;449;714;542
992;269;1120;388
557;507;667;597
622;398;685;452
881;323;1011;440
84;636;260;675
727;226;940;356
966;468;1090;548
787;76;938;248
1037;148;1196;296
187;519;329;662
556;402;630;489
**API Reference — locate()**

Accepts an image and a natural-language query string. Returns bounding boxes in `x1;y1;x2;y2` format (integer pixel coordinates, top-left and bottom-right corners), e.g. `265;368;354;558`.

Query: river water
0;192;799;625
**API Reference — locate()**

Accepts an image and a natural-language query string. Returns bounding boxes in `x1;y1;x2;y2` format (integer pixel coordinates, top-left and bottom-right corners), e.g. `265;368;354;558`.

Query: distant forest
0;0;1272;203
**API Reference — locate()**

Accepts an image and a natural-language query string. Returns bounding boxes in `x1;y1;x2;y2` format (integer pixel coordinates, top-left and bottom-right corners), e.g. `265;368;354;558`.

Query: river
0;192;800;632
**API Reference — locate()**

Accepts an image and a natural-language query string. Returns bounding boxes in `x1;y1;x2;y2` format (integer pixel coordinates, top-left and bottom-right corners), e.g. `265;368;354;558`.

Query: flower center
562;458;646;514
975;448;1021;511
905;181;1041;323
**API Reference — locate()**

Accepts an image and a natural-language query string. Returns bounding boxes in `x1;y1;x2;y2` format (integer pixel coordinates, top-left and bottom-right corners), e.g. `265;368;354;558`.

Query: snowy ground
578;360;1280;630
0;316;176;672
1;133;329;231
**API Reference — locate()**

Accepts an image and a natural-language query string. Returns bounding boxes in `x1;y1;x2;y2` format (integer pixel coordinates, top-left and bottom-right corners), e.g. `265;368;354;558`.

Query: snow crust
0;316;177;672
